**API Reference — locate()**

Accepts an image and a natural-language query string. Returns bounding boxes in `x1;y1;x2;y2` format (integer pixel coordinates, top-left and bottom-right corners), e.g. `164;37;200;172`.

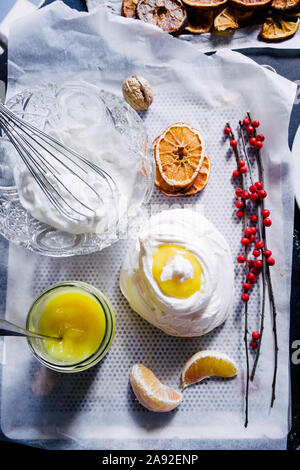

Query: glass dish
0;82;155;256
26;281;116;373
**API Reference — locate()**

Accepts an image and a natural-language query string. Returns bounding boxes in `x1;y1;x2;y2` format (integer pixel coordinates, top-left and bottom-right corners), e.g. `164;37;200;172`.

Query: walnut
122;75;153;111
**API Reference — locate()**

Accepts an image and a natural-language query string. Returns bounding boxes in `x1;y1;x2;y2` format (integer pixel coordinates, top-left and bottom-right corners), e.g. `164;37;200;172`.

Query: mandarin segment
155;123;205;190
260;15;300;39
130;364;183;412
181;350;238;388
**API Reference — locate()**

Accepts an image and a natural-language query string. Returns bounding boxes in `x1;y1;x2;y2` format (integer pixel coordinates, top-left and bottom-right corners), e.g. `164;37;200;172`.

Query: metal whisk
0;103;117;224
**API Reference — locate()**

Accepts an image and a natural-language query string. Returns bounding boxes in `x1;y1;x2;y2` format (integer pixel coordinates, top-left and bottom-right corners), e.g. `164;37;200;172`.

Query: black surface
0;0;299;451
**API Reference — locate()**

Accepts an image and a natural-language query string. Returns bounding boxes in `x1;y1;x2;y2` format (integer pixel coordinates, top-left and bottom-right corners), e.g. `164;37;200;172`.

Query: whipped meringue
120;208;234;337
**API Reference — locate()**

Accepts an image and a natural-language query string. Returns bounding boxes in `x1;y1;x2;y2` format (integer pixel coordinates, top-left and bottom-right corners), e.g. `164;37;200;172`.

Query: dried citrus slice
214;8;239;31
181;351;238;388
154;123;206;190
136;0;187;34
156;155;210;196
272;0;300;9
121;0;138;17
185;9;214;33
130;364;183;412
182;0;227;9
260;15;300;40
229;0;272;10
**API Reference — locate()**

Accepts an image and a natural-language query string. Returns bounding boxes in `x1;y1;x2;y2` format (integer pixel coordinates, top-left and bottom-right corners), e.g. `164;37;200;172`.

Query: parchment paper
1;1;296;449
86;0;300;52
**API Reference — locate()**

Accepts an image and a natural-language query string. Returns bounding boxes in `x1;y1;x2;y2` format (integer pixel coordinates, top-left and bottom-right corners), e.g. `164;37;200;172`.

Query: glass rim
26;281;116;373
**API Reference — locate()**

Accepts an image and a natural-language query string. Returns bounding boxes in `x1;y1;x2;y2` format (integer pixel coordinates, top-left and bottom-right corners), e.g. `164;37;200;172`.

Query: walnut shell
122;75;153;111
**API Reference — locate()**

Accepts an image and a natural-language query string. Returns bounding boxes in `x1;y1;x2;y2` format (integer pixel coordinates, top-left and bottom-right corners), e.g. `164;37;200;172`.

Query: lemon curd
39;289;106;363
26;282;115;372
152;244;201;299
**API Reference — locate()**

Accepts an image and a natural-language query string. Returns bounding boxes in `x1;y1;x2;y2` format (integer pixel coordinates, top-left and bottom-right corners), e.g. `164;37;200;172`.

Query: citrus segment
155;123;206;190
214;8;239;32
181;350;238;388
260;15;300;40
130;364;183;412
136;0;187;34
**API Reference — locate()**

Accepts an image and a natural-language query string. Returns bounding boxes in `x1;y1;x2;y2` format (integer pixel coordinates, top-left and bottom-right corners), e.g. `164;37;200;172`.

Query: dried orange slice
136;0;187;34
154;123;206;190
229;0;272;10
182;0;227;9
185;9;214;33
130;364;183;412
214;8;239;31
121;0;139;17
260;15;300;40
181;350;238;388
157;155;210;196
272;0;300;8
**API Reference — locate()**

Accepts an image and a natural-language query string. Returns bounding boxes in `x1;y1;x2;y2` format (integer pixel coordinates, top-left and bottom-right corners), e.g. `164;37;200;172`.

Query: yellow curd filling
39;289;106;363
152;244;201;299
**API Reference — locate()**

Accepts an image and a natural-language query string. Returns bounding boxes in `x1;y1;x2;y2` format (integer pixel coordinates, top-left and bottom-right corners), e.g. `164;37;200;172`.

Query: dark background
0;0;299;451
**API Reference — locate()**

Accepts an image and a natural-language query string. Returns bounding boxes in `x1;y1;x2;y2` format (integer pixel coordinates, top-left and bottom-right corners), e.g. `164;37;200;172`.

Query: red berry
236;201;244;209
258;189;267;199
243;283;252;291
243;118;250;126
244;227;252;237
255;141;263;150
262;209;270;218
255;181;263;190
252;120;260;128
249;185;257;193
224;126;231;135
237;255;246;263
256;134;265;142
242;293;249;302
247;125;254;134
264;249;272;258
248;261;254;269
263;218;272;227
250;192;259;201
238;160;245;168
250;272;258;282
255;240;264;249
230;139;238;148
249;137;257;147
251;340;258;349
247;272;256;283
250;226;257;234
267;257;275;266
242;191;250;200
239;166;247;174
249;234;256;243
235;188;244;197
236;210;244;219
233;170;240;178
253;249;261;257
251;214;258;223
254;260;263;269
241;237;250;246
252;331;260;340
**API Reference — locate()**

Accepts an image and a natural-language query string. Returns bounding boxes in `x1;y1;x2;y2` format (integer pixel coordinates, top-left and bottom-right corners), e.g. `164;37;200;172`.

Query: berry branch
225;122;250;428
224;114;278;425
247;112;278;407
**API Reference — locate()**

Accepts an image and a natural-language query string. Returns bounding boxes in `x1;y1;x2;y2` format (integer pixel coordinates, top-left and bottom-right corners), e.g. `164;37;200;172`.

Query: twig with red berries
225;122;250;428
225;115;278;424
246;112;278;407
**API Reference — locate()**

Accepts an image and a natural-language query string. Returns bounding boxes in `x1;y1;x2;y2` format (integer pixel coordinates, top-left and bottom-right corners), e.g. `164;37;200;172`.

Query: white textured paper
1;2;296;449
86;0;300;52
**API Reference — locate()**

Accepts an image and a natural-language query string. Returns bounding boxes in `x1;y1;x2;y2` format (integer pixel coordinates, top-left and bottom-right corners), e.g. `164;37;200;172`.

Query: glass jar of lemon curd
26;281;115;373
